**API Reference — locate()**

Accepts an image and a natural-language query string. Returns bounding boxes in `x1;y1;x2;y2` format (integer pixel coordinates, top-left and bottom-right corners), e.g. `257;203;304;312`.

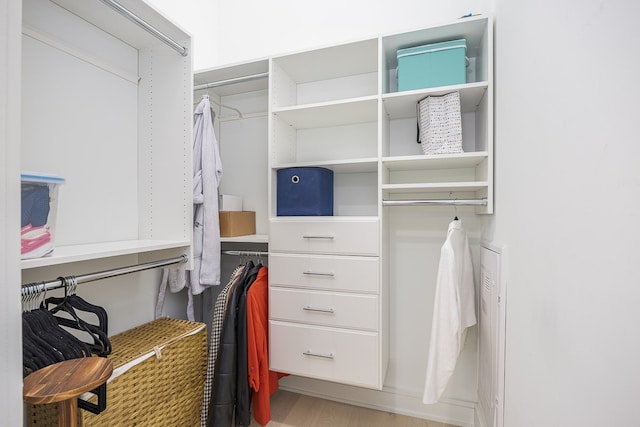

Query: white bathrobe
423;219;476;404
156;96;223;321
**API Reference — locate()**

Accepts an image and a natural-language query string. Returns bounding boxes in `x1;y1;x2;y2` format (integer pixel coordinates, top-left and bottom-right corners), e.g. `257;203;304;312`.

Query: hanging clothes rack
383;198;488;206
21;255;188;294
193;72;269;91
97;0;189;56
222;250;269;257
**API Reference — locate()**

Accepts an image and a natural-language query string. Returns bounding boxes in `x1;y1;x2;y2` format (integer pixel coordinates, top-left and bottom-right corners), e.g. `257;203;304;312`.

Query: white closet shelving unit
194;59;270;243
381;16;493;212
267;36;384;389
1;0;192;421
19;0;193;271
267;15;492;391
193;15;493;392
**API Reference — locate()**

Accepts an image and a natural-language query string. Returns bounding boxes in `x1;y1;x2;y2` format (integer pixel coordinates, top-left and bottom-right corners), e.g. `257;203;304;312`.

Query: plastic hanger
194;91;243;119
47;277;111;356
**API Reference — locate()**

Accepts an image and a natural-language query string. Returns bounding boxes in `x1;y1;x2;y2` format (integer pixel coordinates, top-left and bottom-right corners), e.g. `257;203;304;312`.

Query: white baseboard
278;376;476;427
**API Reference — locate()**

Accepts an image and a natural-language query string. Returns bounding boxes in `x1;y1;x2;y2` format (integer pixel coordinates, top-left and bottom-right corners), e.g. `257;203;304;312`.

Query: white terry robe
156;96;223;321
422;219;476;404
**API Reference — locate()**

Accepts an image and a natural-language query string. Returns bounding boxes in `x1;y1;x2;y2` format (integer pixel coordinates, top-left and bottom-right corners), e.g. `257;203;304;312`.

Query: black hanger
33;307;91;358
46;277;111;356
46;276;108;334
21;282;98;377
22;306;92;371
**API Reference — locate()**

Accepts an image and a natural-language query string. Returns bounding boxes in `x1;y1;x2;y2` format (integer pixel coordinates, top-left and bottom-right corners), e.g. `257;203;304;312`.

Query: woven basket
27;317;207;427
417;91;463;155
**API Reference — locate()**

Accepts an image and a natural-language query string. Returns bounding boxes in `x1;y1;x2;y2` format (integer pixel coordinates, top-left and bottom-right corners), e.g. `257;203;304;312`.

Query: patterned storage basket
27;317;207;427
417;91;463;155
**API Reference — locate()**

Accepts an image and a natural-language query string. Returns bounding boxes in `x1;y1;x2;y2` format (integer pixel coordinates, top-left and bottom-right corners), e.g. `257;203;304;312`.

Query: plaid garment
201;265;245;426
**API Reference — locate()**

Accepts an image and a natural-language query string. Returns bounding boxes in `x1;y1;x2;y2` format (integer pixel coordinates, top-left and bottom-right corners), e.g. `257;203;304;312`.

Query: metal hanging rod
193;72;269;91
222;250;269;257
21;255;188;294
383;199;488;206
98;0;189;57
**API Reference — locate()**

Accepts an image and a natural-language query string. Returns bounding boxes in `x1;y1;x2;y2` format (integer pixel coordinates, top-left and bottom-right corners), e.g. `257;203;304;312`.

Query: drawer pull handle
302;235;334;240
303;271;335;277
303;306;335;314
303;350;335;359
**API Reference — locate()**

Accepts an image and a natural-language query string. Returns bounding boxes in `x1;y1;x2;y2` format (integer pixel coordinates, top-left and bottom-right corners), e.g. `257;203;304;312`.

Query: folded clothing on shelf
20;172;65;259
21;224;53;258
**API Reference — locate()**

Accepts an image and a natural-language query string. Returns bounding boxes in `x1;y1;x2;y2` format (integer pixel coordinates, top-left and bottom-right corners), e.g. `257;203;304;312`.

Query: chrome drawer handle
302;306;335;314
302;235;334;240
302;271;335;277
303;350;335;359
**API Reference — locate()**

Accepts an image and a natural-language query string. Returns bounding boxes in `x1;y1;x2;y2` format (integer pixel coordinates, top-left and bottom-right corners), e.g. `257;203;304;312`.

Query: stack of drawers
268;218;383;389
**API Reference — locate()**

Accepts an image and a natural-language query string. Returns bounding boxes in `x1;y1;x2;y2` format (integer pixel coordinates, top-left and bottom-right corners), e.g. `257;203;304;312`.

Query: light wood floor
248;390;458;427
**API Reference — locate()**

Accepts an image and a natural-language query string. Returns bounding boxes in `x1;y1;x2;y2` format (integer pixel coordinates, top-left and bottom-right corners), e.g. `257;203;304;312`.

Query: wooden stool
23;357;113;427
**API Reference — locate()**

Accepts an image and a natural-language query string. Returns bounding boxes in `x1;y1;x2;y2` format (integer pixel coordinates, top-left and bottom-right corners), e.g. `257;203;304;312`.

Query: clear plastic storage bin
21;172;65;259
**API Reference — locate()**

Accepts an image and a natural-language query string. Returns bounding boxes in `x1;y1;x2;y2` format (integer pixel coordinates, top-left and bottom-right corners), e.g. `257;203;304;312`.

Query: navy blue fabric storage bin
277;167;334;216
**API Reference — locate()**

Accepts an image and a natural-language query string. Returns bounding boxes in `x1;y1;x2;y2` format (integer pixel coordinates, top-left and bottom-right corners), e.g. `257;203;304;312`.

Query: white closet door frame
0;0;25;424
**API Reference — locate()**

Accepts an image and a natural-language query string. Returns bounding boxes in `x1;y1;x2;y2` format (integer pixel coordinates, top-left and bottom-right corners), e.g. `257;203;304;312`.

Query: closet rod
222;250;269;257
21;255;188;294
193;72;269;91
383;198;488;206
97;0;189;57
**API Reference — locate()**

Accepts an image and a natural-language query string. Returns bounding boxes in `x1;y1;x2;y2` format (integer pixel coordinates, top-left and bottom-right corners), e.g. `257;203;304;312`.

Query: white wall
143;0;219;70
147;0;487;69
492;0;640;425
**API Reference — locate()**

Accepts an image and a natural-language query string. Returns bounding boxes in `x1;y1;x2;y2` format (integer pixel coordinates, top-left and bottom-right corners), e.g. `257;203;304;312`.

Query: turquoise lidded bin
397;39;467;91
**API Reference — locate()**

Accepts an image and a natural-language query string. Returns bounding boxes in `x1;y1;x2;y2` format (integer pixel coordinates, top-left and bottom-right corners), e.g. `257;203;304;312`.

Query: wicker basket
27;317;207;427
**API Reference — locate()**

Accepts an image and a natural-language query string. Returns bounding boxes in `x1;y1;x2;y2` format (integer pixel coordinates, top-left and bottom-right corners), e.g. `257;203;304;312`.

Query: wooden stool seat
24;357;113;427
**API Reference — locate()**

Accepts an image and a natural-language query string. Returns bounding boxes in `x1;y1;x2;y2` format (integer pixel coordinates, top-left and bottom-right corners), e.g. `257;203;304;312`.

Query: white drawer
270;218;379;256
270;287;378;330
269;321;380;389
269;253;379;293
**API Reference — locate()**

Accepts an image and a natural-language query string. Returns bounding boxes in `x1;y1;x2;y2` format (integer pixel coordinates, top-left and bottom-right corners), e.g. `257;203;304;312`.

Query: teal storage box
397;39;467;91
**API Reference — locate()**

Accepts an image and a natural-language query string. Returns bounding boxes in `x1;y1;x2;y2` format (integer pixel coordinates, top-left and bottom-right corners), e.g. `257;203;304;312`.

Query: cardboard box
219;211;256;237
219;194;243;211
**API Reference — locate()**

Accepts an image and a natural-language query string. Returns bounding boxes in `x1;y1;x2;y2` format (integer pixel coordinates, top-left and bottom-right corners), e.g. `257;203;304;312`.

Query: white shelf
272;38;378;83
382;181;489;196
194;59;269;97
270;216;378;223
382;82;488;118
383;152;488;171
273;158;378;174
221;234;269;244
273;96;378;129
21;239;191;269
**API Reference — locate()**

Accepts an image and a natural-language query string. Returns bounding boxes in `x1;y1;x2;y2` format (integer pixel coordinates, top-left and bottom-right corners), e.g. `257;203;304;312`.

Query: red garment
247;266;286;426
